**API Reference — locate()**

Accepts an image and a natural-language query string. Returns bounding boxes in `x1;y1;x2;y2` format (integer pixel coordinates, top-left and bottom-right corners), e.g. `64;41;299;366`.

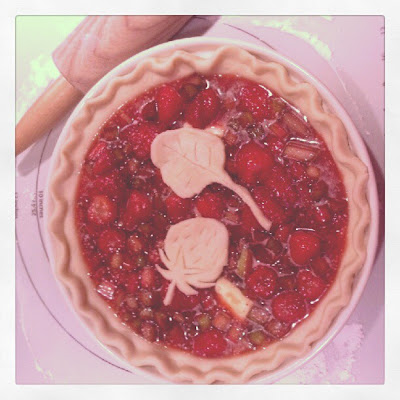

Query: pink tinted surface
15;16;384;384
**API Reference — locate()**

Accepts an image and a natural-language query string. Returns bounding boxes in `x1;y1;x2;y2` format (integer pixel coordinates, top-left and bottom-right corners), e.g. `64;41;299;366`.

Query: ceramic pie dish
46;37;378;383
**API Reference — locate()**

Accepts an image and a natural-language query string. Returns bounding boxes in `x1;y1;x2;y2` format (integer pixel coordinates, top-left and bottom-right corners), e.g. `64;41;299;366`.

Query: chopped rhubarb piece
154;311;169;330
283;141;318;162
140;266;158;290
236;246;253;279
139;307;154;320
212;311;232;332
125;294;138;310
282;111;309;136
306;165;320;179
248;330;267;346
141;321;157;342
179;83;199;101
215;277;253;320
194;313;212;331
248;306;270;325
269;122;288;138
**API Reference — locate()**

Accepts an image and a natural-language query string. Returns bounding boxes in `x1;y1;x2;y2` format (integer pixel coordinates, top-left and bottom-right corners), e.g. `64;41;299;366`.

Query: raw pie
48;45;370;383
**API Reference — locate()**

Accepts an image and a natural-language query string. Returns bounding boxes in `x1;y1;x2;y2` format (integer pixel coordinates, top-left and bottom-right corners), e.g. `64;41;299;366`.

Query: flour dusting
278;323;364;384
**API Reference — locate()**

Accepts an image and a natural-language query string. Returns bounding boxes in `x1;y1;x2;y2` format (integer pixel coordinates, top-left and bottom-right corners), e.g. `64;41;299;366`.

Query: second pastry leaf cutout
156;218;229;305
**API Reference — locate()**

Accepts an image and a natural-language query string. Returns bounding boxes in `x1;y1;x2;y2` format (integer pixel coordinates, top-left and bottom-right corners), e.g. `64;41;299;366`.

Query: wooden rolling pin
15;15;191;155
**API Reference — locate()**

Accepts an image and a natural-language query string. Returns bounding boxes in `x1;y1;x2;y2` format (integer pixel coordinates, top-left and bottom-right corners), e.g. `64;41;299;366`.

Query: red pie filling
75;74;348;357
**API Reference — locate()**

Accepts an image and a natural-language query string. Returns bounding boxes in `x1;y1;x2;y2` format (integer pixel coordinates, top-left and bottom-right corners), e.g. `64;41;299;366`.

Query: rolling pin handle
15;76;83;155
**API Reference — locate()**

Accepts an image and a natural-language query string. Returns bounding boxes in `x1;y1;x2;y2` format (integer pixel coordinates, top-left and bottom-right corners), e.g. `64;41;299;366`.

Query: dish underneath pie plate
45;37;379;383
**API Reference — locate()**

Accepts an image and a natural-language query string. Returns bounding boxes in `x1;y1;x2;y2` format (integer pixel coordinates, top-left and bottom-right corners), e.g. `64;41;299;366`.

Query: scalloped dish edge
47;45;370;384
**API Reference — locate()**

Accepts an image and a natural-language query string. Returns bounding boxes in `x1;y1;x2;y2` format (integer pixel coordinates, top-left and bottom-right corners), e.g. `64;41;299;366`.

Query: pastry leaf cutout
156;218;229;306
151;127;272;230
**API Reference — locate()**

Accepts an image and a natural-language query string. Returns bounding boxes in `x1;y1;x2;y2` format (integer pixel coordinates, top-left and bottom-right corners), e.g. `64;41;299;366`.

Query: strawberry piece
195;192;224;219
327;198;348;213
265;318;290;338
277;274;297;292
92;170;126;201
165;324;187;349
311;257;331;279
165;192;191;223
238;83;274;121
271;291;307;323
288;230;321;265
296;269;326;301
251;244;274;264
123;121;160;161
87;195;117;225
240;205;262;235
163;281;200;311
155;84;184;125
266;165;298;207
122;191;152;230
266;135;285;156
310;180;328;201
185;88;221;128
289;162;307;181
253;187;287;224
88;141;116;175
200;289;217;311
246;266;277;299
274;223;294;243
97;229;126;254
193;329;227;357
141;100;158;121
314;204;332;225
235;141;274;185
